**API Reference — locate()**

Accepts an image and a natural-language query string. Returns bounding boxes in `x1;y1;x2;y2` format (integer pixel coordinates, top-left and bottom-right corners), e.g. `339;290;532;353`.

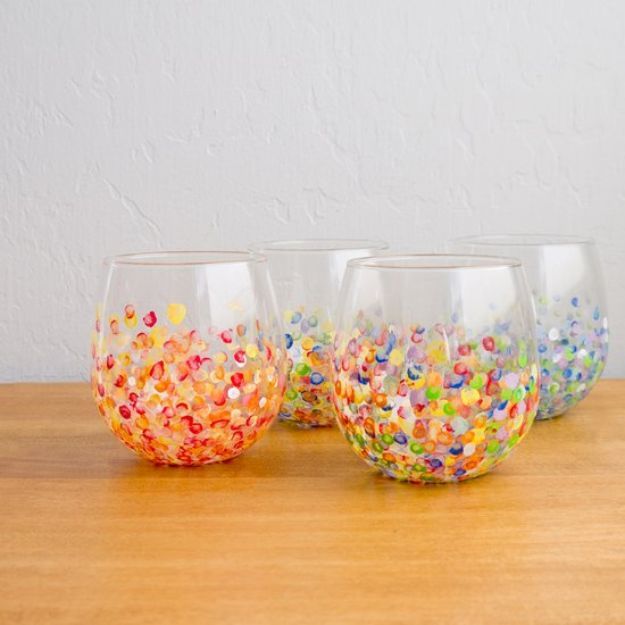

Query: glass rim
452;233;594;247
249;238;388;253
104;251;266;267
347;253;522;271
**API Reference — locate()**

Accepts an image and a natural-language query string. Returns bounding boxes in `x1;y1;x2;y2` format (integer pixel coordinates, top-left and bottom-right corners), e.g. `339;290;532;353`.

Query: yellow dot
321;319;334;333
461;388;480;406
301;336;314;351
167;302;187;325
389;349;404;367
124;315;138;329
245;343;259;359
149;326;168;349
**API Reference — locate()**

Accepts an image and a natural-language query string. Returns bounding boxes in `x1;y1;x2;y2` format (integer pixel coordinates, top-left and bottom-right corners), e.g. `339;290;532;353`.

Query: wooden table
1;381;625;625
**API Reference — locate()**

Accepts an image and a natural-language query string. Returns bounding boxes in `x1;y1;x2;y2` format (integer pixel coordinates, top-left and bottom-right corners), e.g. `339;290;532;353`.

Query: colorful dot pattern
535;296;608;419
91;304;287;465
280;309;336;427
333;314;539;483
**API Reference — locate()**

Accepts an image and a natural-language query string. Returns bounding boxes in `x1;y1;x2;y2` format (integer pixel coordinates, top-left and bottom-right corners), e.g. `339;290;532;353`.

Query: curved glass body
333;255;539;484
250;239;388;427
451;235;608;419
90;252;287;466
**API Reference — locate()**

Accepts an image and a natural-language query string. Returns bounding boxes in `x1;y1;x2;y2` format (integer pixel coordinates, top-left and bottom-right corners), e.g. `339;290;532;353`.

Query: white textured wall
1;1;624;381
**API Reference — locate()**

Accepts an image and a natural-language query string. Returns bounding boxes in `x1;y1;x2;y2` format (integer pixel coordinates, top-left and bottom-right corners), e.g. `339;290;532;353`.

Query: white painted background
1;1;624;381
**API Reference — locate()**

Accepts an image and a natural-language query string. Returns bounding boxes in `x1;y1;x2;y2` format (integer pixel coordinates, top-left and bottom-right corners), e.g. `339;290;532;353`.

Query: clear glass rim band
452;233;594;247
348;253;521;271
249;239;388;253
104;251;266;267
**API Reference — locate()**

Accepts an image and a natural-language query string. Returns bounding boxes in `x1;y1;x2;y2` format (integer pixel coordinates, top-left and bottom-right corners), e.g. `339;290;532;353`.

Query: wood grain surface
1;381;624;625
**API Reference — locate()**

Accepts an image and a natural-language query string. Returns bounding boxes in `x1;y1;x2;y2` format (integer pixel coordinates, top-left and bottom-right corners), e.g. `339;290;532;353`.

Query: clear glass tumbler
451;235;608;419
90;251;287;465
249;239;388;427
333;254;539;483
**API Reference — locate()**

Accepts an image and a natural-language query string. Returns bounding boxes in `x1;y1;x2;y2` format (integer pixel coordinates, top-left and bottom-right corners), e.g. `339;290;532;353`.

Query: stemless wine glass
249;239;388;427
333;254;539;484
451;235;609;419
90;251;287;466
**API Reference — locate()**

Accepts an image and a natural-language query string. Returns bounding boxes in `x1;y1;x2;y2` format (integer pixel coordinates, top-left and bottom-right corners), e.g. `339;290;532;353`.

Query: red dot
482;336;495;351
458;344;471;356
143;311;157;327
190;423;203;435
453;362;468;375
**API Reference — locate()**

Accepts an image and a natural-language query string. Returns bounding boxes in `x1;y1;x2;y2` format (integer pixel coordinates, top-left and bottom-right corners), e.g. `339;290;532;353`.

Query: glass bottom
279;408;335;428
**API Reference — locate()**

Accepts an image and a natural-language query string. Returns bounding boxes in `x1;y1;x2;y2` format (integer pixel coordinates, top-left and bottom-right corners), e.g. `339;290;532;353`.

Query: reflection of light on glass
541;246;586;296
455;269;518;328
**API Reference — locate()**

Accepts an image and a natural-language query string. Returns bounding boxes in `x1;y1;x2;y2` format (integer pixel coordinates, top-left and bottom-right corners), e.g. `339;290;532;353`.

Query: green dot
501;388;513;401
425;386;441;400
518;352;528;367
470;374;485;390
285;388;298;401
372;441;384;454
487;440;500;454
512;387;525;403
443;402;456;416
381;433;394;446
508;433;520;448
295;362;311;376
548;382;560;395
410;442;424;454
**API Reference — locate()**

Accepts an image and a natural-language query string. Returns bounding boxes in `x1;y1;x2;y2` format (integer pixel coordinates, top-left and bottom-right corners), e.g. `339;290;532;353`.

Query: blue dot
285;333;293;349
310;372;324;385
450;444;463;456
563;368;573;379
394;432;408;445
407;366;420;380
593;307;601;321
291;311;302;324
571;297;579;307
429;458;443;469
454;468;466;477
538;343;548;353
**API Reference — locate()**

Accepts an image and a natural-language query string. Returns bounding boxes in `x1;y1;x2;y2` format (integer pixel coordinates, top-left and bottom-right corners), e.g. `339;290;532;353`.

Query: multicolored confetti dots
280;308;336;427
535;296;608;419
333;314;539;483
91;304;287;465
